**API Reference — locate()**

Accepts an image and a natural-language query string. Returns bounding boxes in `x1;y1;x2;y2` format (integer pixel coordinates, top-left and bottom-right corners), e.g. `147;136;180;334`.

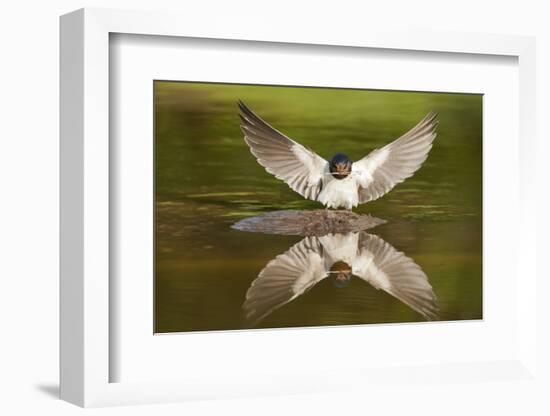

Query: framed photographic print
60;7;539;408
153;81;481;333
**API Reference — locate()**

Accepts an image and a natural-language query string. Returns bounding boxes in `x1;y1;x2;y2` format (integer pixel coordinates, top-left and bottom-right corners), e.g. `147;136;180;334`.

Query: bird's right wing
243;236;327;326
352;233;439;320
239;101;328;201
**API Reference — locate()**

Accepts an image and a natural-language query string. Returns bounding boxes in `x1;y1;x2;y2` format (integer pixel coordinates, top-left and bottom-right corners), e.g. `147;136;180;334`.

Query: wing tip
237;99;255;119
422;111;439;126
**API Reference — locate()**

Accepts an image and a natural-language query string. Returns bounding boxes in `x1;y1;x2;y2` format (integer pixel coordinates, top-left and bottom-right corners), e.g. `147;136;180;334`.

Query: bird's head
329;153;353;180
330;261;353;288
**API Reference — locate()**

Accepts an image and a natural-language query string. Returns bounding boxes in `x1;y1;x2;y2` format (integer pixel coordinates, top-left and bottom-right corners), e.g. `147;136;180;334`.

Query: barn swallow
239;101;438;210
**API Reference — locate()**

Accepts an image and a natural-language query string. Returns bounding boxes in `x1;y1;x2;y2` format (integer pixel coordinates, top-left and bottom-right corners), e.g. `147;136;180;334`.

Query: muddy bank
232;210;386;236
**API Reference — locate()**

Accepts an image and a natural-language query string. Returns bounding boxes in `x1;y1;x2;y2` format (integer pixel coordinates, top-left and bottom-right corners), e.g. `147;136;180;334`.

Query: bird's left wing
352;233;439;320
239;101;328;201
352;112;438;203
243;236;327;326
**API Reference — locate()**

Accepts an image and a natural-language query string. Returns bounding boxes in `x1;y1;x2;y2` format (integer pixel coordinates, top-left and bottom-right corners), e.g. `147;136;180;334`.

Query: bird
242;231;439;327
238;101;438;210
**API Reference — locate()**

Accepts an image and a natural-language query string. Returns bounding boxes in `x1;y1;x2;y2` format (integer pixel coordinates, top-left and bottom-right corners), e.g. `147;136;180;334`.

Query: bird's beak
337;270;352;280
336;163;350;175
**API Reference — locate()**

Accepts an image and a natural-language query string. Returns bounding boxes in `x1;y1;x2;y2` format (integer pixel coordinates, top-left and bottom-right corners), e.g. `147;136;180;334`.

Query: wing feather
353;233;439;320
243;237;327;326
239;101;327;201
353;112;438;203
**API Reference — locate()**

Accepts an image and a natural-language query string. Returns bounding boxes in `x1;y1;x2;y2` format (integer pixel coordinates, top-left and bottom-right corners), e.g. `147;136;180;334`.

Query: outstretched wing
353;112;438;203
352;233;439;320
239;101;328;201
243;237;327;326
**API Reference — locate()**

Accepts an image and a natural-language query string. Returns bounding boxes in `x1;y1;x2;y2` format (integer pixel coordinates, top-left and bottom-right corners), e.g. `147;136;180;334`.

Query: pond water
154;81;483;333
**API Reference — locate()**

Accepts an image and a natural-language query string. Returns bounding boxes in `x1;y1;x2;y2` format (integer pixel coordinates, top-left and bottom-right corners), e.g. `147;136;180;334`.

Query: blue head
329;153;353;180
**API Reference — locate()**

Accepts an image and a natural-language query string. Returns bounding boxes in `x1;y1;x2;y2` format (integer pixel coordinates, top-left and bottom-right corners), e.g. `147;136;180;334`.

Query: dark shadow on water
35;383;59;399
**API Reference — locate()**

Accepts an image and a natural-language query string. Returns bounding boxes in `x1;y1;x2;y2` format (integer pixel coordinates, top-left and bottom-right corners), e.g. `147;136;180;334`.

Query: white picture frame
60;7;538;407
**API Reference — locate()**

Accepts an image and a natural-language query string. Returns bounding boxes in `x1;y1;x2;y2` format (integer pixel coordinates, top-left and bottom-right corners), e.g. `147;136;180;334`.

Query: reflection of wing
243;237;327;326
239;101;328;201
352;233;438;320
352;112;438;203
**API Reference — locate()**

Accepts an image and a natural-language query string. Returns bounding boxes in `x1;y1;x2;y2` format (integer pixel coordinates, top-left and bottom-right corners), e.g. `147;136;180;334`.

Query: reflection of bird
239;101;438;210
243;232;438;326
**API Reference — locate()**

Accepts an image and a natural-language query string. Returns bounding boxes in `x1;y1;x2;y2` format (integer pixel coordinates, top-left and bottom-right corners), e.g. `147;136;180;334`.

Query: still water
154;82;482;333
